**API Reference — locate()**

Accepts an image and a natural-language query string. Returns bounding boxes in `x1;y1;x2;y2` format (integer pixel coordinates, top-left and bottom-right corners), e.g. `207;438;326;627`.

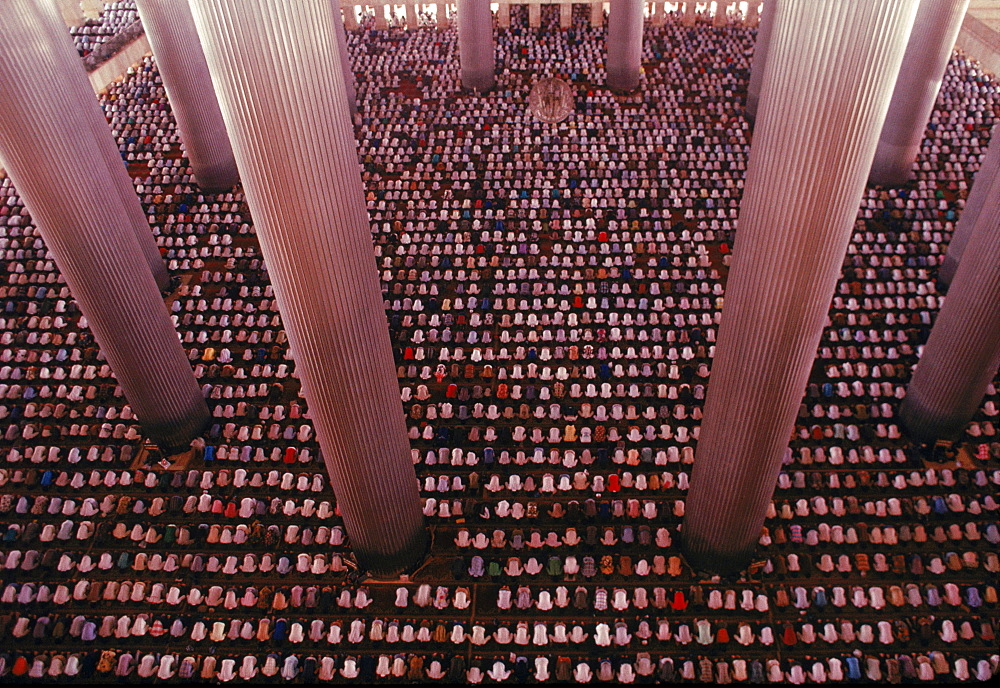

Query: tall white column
134;0;239;193
189;0;427;576
332;0;360;115
458;0;496;91
870;0;971;185
682;0;919;574
745;0;774;120
43;0;171;292
682;0;695;26
560;2;573;28
529;2;542;26
607;0;644;92
591;1;604;27
901;157;1000;442
0;0;210;451
939;125;1000;288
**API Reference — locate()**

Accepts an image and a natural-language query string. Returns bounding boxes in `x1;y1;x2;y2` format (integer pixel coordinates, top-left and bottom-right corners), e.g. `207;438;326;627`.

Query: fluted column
560;2;572;28
529;2;541;27
682;0;695;26
333;0;360;115
498;3;510;27
683;0;919;574
134;0;239;193
188;0;427;576
0;0;209;451
870;0;970;185
607;0;644;92
901;158;1000;441
940;125;1000;287
35;0;172;291
458;0;496;91
745;0;774;120
590;1;603;27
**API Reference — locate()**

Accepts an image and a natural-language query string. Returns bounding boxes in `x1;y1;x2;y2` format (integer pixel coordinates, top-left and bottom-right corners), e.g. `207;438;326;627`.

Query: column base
461;70;495;93
141;397;212;454
869;139;917;186
899;390;967;444
355;527;430;579
681;532;758;576
192;160;240;194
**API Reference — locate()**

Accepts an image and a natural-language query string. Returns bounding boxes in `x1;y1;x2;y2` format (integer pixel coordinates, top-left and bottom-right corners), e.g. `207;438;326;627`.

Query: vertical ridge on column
188;0;426;576
869;0;970;186
901;155;1000;442
458;0;496;92
939;124;1000;287
607;0;644;93
0;0;209;450
134;0;239;193
682;0;919;574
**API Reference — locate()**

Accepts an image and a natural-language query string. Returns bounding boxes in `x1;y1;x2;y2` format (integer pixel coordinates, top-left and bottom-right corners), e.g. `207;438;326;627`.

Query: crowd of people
68;1;139;57
0;3;998;682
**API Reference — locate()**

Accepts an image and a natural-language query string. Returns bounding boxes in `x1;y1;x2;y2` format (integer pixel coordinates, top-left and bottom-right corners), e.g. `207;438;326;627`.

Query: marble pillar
607;0;644;92
0;0;210;451
870;0;971;185
375;2;389;27
188;0;427;576
458;0;496;91
901;141;1000;441
745;0;774;120
745;0;760;27
939;125;1000;288
498;3;511;27
529;2;542;27
134;0;239;193
437;2;450;27
682;0;919;574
